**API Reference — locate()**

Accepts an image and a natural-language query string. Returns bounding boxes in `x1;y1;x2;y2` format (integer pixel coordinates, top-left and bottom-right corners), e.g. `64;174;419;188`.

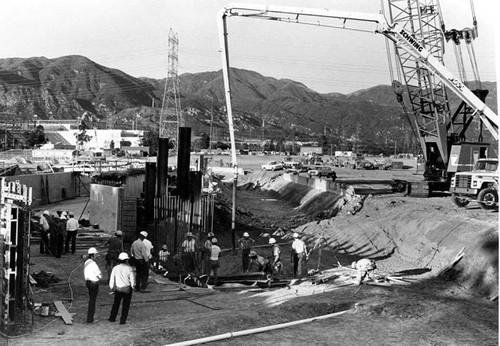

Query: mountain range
0;55;496;153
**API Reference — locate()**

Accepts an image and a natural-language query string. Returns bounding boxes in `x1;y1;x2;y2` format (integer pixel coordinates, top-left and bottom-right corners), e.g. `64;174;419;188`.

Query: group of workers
83;228;376;324
238;231;377;284
37;210;79;258
238;231;307;277
85;229;168;324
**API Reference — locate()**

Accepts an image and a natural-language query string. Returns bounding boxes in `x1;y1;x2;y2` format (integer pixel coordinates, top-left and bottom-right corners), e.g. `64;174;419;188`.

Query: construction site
0;0;498;346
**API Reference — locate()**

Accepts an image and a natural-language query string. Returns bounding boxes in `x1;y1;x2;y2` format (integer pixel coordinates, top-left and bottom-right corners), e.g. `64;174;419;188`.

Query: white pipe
163;309;351;346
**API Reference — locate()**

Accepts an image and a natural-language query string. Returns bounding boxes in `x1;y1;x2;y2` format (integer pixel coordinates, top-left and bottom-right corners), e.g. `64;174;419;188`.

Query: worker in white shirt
351;258;377;285
65;211;79;254
208;238;221;276
108;252;136;325
290;233;307;278
84;247;102;323
130;232;150;292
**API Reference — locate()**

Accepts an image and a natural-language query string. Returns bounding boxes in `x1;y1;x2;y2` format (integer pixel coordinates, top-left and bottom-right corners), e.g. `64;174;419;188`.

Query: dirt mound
231;173;498;297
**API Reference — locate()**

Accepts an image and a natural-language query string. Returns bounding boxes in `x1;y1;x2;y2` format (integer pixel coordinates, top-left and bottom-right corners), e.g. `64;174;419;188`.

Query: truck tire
477;188;498;210
451;194;470;208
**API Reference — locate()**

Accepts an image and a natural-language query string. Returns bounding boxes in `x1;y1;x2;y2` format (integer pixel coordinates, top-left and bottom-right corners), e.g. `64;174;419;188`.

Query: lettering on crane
399;29;424;52
448;77;465;92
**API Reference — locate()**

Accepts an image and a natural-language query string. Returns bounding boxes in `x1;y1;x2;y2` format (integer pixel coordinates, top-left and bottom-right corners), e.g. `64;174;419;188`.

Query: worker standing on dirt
130;232;150;292
141;231;153;288
84;247;102;323
291;233;307;278
203;232;215;274
53;213;66;258
352;258;377;285
65;212;78;255
269;238;282;275
105;230;123;281
181;232;197;272
108;252;135;325
238;232;255;272
209;237;221;276
39;211;51;255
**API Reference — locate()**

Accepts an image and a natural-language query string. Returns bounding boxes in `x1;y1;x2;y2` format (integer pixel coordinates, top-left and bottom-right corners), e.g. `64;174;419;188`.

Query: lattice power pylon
159;28;182;145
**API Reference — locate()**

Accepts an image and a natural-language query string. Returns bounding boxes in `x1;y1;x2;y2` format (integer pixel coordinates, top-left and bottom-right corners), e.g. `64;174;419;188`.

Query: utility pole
209;97;214;154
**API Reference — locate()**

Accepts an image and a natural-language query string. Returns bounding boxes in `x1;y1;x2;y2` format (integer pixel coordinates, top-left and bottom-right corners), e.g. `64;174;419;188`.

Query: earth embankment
237;170;498;297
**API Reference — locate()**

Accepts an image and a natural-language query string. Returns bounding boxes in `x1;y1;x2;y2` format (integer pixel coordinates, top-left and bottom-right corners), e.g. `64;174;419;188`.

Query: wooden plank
54;300;76;325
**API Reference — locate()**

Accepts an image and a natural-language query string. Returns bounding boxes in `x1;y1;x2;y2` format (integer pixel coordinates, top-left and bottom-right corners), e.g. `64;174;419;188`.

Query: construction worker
105;230;123;281
269;238;282;275
208;238;221;276
291;232;307;278
181;232;197;272
158;244;170;263
84;247;102;323
248;250;271;274
65;211;79;255
352;258;377;285
130;232;150;292
108;252;135;325
39;211;51;254
238;232;255;272
203;232;215;274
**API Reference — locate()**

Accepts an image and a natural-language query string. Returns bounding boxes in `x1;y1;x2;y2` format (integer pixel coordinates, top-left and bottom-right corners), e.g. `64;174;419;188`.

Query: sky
0;0;497;94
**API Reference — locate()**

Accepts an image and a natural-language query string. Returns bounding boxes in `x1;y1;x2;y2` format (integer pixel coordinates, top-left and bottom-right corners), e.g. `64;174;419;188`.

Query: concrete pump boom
217;2;498;169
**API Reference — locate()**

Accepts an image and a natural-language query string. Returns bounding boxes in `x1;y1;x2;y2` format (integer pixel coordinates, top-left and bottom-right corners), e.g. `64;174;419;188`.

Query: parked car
261;161;284;171
308;166;337;180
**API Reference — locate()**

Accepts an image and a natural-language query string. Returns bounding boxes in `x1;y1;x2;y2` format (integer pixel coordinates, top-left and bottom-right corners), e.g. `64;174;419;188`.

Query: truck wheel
477;188;498;210
451;194;470;208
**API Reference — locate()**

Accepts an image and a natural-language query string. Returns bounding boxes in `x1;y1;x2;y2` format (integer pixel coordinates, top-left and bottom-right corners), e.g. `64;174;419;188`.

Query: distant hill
0;55;496;154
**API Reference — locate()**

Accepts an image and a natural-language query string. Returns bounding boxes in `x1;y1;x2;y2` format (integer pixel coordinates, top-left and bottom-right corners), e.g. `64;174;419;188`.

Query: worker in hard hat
108;252;135;325
130;231;150;292
202;232;215;274
238;232;255;272
181;232;197;272
208;237;222;276
351;258;377;285
84;247;102;323
105;230;123;281
269;238;283;275
290;232;307;278
248;250;272;274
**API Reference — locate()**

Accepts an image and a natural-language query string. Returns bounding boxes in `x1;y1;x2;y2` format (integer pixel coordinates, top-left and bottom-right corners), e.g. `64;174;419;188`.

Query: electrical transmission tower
159;28;181;145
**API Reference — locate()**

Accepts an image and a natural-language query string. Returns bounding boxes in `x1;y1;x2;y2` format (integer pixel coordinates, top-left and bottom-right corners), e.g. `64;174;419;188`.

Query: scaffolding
0;179;33;336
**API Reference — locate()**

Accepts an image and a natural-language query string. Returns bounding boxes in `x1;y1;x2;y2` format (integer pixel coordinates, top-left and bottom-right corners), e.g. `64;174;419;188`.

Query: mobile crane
216;3;498;198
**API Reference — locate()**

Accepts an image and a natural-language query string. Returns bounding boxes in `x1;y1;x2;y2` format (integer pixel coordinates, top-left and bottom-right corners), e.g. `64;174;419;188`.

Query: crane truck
216;3;498;202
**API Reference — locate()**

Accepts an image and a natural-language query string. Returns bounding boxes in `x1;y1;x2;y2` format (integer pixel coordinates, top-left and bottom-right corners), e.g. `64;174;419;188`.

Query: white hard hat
211;237;218;244
140;231;148;238
88;247;98;255
269;238;276;244
207;232;215;237
186;232;193;237
118;252;129;261
292;232;299;238
243;232;250;237
115;230;123;237
43;210;50;215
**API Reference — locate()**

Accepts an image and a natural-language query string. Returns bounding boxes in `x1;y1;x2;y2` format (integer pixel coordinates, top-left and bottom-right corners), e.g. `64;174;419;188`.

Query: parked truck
450;158;498;210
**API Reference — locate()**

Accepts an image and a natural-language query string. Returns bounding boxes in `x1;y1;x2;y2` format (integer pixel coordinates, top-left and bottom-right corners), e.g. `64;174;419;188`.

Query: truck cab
450;158;498;210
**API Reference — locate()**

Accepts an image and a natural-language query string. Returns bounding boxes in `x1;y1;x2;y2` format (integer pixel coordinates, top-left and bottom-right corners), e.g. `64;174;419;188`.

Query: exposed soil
6;157;498;346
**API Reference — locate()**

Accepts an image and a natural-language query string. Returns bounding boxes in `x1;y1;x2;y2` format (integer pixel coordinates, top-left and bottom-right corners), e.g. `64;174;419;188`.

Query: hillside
0;55;496;153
